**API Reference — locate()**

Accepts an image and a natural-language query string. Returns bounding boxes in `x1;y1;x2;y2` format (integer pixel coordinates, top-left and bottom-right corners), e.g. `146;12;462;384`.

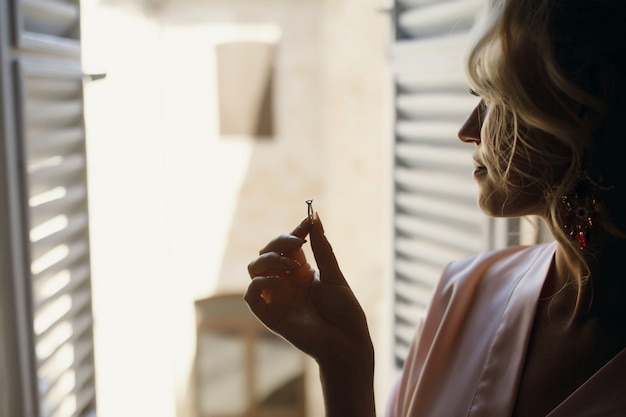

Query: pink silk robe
388;242;626;417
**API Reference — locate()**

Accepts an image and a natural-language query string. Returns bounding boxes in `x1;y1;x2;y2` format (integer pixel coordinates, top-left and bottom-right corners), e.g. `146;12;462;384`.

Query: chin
477;191;543;218
478;200;508;217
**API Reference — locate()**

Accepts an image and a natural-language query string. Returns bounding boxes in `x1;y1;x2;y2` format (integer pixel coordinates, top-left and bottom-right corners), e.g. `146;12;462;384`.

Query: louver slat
392;0;484;367
397;0;481;38
21;0;79;38
30;183;87;227
12;1;98;415
395;167;477;199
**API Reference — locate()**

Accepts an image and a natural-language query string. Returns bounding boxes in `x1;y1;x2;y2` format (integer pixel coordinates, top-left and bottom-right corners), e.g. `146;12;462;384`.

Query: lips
473;159;486;168
473;166;487;175
472;158;487;175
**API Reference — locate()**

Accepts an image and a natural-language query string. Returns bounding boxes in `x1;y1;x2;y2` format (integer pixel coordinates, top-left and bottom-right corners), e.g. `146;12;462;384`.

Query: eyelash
468;88;480;97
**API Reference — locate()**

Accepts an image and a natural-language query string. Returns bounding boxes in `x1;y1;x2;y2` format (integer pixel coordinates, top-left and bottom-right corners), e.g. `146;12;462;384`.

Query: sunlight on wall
82;2;296;416
160;20;290;417
81;3;175;417
160;22;281;298
81;1;389;416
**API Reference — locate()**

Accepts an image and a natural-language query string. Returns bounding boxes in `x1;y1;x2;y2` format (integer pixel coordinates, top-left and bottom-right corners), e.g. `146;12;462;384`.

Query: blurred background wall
81;0;392;415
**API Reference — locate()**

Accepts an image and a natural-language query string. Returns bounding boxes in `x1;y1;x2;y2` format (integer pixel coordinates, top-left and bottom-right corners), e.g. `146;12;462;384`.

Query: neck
550;245;589;320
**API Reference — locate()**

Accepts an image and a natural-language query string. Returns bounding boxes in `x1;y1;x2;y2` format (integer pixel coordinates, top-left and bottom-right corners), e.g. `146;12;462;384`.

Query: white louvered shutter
390;0;523;367
0;1;97;416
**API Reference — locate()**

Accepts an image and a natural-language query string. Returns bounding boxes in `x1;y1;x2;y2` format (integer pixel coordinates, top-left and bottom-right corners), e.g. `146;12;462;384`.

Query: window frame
0;0;97;416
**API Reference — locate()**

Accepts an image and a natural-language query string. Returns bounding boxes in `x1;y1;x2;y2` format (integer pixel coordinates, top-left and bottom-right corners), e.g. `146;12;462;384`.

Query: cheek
480;110;512;171
485;124;569;185
478;185;547;217
514;136;571;186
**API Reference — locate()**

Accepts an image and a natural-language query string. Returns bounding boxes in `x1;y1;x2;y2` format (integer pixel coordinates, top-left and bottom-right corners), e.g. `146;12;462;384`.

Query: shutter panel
0;0;96;416
391;0;520;367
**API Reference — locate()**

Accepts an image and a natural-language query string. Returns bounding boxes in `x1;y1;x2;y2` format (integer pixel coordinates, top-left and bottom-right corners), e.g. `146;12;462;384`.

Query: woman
245;0;626;415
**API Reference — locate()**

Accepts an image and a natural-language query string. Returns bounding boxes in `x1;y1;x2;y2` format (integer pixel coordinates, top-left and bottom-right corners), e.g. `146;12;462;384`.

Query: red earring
561;191;595;250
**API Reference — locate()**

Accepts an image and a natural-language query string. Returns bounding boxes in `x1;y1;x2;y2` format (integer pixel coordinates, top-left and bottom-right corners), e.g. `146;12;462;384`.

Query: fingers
258;217;310;255
291;216;313;239
255;217;311;271
309;213;347;286
250;214;341;286
259;233;307;255
248;252;302;278
244;275;281;316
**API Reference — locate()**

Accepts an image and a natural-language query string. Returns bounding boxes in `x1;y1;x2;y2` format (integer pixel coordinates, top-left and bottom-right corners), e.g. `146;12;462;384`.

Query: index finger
257;217;312;256
291;216;312;239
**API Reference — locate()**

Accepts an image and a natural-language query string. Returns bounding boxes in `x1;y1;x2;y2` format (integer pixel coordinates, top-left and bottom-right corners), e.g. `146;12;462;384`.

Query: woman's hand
246;214;377;416
245;214;373;367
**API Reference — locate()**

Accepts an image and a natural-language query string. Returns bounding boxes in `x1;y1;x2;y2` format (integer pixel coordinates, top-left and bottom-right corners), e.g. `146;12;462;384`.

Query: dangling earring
560;171;613;250
561;187;595;250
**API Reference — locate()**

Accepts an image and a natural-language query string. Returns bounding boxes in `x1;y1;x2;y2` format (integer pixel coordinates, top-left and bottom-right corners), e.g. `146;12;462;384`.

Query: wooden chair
194;293;306;417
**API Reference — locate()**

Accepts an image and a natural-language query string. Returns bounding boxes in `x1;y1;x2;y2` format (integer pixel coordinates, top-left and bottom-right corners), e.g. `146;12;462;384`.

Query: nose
458;103;482;145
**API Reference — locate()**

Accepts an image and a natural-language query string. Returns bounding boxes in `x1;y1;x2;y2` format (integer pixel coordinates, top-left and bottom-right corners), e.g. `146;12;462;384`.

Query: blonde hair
465;0;626;294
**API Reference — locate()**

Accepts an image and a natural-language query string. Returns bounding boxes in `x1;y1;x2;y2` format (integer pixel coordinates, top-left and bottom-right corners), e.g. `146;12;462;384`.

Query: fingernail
314;212;324;234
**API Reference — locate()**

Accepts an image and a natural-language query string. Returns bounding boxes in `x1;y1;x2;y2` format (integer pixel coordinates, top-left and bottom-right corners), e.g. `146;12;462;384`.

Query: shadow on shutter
391;0;522;368
5;0;97;416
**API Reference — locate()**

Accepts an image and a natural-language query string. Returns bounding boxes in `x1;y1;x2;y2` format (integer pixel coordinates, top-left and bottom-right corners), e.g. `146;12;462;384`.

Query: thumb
310;213;347;286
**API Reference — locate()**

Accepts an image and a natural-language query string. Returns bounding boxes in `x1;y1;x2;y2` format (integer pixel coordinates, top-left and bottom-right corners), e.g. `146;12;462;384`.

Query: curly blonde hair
465;0;626;293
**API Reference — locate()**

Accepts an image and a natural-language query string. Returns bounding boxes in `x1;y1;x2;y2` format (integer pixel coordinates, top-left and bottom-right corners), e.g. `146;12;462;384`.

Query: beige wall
82;0;392;415
317;2;395;413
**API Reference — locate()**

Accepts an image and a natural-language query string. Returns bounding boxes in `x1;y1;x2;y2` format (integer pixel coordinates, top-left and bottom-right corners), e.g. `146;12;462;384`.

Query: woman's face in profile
459;101;570;218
